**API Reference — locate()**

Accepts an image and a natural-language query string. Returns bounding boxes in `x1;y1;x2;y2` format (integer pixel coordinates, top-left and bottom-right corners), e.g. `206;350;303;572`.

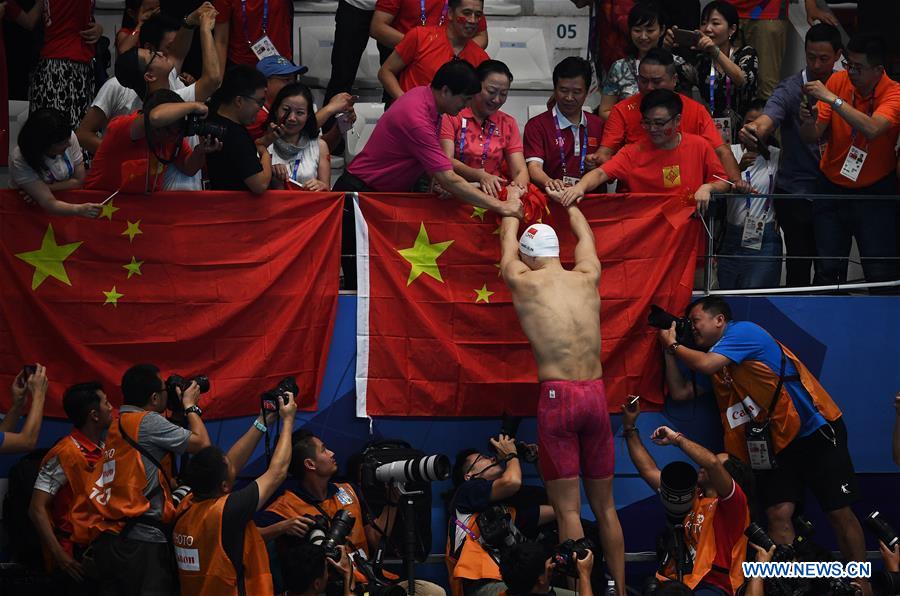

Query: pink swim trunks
537;379;614;481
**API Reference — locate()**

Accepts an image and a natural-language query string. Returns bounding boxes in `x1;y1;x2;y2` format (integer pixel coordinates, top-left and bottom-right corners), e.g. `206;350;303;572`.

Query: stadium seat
299;25;381;88
7;101;29;160
344;102;385;164
484;27;552;90
294;0;339;12
484;0;522;16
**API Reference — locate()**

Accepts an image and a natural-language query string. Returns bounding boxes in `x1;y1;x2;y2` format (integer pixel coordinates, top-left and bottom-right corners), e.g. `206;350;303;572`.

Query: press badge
839;145;868;182
746;421;777;471
336;487;354;505
741;213;765;250
562;176;580;187
713;117;732;144
250;35;279;60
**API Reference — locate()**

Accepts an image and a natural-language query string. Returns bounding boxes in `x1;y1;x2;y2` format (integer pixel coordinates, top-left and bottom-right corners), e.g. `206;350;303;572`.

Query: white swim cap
518;224;559;258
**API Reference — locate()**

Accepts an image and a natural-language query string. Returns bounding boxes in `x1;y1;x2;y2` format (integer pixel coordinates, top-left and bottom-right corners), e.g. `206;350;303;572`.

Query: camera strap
744;342;800;471
118;417;176;506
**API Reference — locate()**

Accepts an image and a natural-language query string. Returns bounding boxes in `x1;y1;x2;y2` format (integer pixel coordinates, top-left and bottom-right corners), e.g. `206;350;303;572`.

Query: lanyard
457;118;497;169
849;90;876;146
743;162;774;213
292;157;303;183
709;59;732;114
553;112;586;178
47;154;74;183
454;518;478;541
421;0;449;26
241;0;269;43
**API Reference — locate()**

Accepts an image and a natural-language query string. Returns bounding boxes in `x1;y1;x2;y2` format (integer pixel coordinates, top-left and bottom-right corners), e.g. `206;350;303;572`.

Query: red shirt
602;92;725;153
375;0;487;36
601;133;725;195
523;107;604;181
441;108;523;178
689;483;749;594
730;0;788;20
214;0;292;67
85;113;193;191
248;104;271;141
395;26;489;93
41;0;95;63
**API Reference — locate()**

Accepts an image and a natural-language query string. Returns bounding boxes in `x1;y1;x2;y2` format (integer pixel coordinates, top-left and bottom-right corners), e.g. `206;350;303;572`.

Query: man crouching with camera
499;541;595;596
448;434;555;595
173;390;296;596
255;431;446;595
622;399;751;595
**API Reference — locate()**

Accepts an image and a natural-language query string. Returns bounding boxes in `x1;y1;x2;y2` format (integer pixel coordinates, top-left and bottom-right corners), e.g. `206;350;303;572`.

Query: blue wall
2;295;899;570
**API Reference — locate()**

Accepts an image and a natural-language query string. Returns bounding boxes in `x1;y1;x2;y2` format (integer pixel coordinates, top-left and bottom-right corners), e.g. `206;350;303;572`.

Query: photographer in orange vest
622;399;751;595
173;390;297;596
77;363;211;596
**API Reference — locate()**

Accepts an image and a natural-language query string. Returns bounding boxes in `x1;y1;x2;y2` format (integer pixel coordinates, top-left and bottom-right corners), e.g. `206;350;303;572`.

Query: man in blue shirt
659;297;869;594
738;23;842;287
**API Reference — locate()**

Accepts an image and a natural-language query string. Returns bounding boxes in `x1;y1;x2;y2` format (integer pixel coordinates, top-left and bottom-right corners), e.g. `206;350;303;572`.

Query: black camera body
499;415;538;464
261;376;299;411
308;510;355;561
865;510;899;549
165;374;210;412
648;305;695;347
476;504;522;552
184;114;227;140
551;537;593;578
22;364;36;379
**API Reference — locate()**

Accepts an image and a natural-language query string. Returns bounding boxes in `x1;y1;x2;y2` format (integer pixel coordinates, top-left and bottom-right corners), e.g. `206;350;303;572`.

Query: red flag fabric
0;190;343;418
355;193;700;417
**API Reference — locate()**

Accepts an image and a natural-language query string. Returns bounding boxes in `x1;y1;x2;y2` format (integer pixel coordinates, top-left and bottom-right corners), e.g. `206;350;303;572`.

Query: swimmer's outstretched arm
499;216;529;283
568;206;601;279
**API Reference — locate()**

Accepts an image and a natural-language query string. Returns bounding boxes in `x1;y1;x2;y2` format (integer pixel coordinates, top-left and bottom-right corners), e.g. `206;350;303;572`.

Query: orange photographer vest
74;411;176;544
711;342;842;463
38;431;105;570
445;505;517;596
173;495;273;596
657;490;750;593
265;483;368;555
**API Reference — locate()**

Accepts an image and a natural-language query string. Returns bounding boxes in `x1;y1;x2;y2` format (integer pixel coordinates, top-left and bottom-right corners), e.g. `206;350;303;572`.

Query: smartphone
673;28;701;48
628;394;640;406
22;364;36;381
336;112;353;134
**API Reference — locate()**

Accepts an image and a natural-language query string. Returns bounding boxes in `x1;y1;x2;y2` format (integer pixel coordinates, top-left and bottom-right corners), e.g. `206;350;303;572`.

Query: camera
476;504;523;552
499;415;538;464
865;510;899;549
308;510;356;561
647;305;694;347
165;374;210;411
372;454;450;484
184;113;227;140
745;522;776;552
550;537;593;578
261;376;299;411
658;461;697;525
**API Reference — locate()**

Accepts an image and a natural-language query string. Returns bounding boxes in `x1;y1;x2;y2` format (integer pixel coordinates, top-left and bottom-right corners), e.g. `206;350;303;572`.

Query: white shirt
728;144;780;227
92;77;141;120
9;132;84;188
344;0;376;10
267;137;321;185
163;83;203;191
553;105;588;155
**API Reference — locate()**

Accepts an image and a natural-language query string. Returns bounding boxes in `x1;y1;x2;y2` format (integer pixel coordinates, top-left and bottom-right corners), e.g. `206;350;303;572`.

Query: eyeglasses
841;59;870;74
640;115;677;129
464;453;497;478
241;95;267;108
145;50;163;74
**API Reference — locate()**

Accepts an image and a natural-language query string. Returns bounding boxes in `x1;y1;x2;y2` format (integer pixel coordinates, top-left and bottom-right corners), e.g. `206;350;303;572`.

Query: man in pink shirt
334;60;524;288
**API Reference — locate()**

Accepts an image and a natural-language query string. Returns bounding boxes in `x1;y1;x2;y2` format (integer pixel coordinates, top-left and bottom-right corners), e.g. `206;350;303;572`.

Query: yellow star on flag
122;220;143;242
397;223;453;286
103;286;124;306
14;224;83;290
100;199;120;221
470;206;487;221
123;256;144;279
474;284;495;303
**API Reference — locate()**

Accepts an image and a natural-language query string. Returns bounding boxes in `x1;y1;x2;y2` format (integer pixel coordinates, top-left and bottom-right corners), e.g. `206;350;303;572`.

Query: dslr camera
550;537;593;578
498;415;538;464
184;114;227;140
476;504;523;553
166;374;210;412
261;376;299;412
307;509;356;562
647;305;694;347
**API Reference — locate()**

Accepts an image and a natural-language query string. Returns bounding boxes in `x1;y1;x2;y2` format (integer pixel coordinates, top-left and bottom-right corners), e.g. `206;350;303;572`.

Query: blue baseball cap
256;55;308;78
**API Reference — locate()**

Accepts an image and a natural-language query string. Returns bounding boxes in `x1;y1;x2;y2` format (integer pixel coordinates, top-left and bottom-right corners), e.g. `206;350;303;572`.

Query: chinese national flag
355;193;700;417
0;190;343;418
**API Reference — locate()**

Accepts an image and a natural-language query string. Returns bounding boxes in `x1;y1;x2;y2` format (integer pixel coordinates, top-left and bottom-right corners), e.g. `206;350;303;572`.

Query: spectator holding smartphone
265;83;331;191
0;364;49;454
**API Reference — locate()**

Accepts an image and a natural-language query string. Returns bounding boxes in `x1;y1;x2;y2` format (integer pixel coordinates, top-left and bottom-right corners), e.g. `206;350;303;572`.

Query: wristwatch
831;97;844;109
182;17;198;30
184;405;203;417
667;342;680;355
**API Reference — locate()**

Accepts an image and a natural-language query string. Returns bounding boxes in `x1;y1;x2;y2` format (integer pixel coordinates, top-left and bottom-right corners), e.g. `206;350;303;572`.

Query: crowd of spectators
3;0;899;291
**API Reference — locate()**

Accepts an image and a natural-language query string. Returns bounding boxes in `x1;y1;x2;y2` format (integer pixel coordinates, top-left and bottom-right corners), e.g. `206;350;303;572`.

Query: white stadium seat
344;103;385;164
485;27;552;90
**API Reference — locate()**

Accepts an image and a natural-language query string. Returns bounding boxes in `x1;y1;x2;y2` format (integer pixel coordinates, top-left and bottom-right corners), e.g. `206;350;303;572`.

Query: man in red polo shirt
371;0;488;53
523;57;604;192
213;0;292;70
552;90;732;211
378;0;488;99
29;382;114;594
594;48;740;189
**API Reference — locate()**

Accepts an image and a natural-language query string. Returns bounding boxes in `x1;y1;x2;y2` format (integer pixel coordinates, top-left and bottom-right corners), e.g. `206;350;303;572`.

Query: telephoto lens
865;510;899;549
744;522;775;552
658;461;698;525
374;454;451;484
